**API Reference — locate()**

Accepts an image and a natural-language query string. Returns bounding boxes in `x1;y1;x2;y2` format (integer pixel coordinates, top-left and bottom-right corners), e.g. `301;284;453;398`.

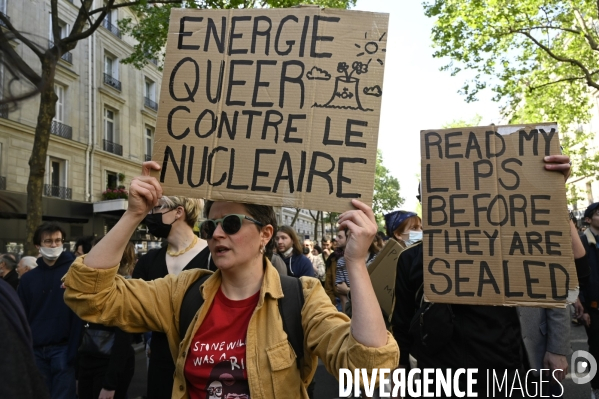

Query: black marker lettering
337;158;367;198
251;149;275;192
178;17;202;50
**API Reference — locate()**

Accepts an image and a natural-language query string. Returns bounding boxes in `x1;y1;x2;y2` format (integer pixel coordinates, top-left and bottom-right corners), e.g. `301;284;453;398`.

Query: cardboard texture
367;239;404;320
420;123;576;308
151;7;389;212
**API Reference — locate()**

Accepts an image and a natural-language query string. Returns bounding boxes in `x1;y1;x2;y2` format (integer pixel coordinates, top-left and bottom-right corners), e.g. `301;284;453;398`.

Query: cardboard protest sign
368;239;404;321
421;123;576;307
151;7;388;211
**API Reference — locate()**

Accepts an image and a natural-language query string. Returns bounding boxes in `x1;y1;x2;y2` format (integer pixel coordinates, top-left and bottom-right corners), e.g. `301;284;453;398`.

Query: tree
308;210;321;241
289;208;301;227
4;0;354;255
424;0;599;194
119;0;356;69
373;149;403;226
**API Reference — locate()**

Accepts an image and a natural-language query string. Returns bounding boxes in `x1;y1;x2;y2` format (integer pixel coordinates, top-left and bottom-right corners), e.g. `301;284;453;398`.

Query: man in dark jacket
0;253;19;290
392;155;572;397
0;278;50;399
18;222;80;399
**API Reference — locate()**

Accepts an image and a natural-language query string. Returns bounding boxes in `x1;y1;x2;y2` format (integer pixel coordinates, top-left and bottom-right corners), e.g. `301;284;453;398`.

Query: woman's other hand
128;161;163;217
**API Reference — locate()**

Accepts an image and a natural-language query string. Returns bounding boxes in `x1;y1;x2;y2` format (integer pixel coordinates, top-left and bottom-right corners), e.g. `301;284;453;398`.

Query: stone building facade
0;0;162;254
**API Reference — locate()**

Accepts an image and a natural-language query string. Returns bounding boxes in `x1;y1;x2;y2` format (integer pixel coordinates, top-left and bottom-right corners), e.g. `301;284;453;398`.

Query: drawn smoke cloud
307;66;332;81
363;85;382;97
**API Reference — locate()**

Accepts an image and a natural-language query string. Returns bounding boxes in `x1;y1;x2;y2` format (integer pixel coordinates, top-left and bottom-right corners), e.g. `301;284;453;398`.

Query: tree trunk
313;211;320;241
290;208;300;227
321;211;325;239
25;58;57;255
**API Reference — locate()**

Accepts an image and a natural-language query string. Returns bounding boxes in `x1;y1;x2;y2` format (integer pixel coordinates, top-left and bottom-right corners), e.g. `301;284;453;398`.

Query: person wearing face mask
17;222;80;399
383;210;423;249
132;196;209;399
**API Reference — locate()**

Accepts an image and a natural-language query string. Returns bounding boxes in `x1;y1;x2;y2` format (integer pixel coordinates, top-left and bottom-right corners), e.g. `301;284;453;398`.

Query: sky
353;0;502;212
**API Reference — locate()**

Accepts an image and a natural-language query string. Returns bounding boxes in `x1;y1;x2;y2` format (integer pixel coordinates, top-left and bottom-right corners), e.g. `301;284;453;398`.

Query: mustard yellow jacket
63;257;399;399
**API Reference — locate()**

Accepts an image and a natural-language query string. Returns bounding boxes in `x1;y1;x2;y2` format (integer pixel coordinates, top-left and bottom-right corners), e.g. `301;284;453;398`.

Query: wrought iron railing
102;19;121;39
0;176;5;190
144;97;158;111
103;73;121;91
44;184;72;200
145;154;152;162
103;139;123;156
51;120;73;140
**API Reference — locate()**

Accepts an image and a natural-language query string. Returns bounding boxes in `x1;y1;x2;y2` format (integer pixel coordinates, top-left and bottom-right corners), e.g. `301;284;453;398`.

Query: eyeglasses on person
199;214;263;239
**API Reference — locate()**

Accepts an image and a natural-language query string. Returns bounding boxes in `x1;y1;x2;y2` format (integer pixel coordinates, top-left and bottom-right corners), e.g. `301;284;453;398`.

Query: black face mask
144;209;176;238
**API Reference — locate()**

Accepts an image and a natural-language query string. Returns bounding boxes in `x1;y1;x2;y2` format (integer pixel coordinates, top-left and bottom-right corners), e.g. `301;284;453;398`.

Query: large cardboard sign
152;7;389;211
421;123;576;307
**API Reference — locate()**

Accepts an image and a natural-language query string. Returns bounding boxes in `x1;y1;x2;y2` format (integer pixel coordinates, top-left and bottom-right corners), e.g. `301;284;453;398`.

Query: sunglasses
199;214;263;239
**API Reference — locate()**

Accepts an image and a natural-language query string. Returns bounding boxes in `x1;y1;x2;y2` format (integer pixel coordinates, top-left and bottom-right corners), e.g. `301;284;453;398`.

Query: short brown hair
392;215;422;240
118;242;136;277
204;201;278;258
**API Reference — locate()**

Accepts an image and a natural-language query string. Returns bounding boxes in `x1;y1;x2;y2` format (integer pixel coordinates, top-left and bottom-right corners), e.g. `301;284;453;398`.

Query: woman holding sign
62;161;398;399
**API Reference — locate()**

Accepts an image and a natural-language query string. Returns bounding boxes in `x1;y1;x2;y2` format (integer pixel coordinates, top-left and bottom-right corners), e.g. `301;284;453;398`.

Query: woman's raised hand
128;161;163;217
337;199;377;266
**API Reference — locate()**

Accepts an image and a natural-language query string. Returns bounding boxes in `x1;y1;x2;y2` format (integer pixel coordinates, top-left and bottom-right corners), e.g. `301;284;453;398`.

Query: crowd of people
2;154;599;399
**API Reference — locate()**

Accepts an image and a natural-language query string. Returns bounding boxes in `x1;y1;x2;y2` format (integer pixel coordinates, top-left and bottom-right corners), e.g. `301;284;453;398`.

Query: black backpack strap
278;275;305;369
179;273;212;341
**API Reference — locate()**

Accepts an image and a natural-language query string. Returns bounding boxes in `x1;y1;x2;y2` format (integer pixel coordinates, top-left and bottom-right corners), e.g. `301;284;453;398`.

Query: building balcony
103;139;123;156
51;120;73;140
102;19;121;39
144;97;158;111
103;73;121;91
44;184;72;200
0;176;5;190
145;154;152;162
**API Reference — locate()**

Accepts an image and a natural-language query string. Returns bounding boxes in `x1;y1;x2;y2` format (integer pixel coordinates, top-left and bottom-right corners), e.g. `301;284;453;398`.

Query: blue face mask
404;230;423;246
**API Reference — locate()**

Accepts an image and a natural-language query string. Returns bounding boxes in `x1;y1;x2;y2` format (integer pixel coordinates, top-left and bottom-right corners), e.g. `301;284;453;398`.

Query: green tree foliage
119;0;356;69
424;0;599;193
373;149;403;226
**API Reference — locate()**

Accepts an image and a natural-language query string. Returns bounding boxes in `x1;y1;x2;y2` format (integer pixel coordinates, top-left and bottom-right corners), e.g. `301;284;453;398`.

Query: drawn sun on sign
355;32;386;65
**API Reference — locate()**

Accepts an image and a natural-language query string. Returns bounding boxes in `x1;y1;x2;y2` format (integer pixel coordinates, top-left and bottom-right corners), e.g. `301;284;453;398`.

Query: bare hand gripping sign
421;123;576;307
152;7;389;211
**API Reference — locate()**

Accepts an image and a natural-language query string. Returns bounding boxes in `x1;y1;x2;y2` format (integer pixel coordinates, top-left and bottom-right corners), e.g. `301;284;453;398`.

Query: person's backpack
179;273;305;368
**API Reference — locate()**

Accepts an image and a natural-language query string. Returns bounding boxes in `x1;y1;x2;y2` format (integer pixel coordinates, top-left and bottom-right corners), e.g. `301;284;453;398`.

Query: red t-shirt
184;287;260;399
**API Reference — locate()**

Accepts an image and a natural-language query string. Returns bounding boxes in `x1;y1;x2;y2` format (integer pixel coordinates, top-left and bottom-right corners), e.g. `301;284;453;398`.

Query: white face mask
39;246;63;261
404;230;423;246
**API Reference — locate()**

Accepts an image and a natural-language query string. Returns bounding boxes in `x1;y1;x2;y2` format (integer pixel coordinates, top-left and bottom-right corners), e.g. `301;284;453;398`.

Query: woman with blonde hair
132;195;209;398
63;162;398;399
